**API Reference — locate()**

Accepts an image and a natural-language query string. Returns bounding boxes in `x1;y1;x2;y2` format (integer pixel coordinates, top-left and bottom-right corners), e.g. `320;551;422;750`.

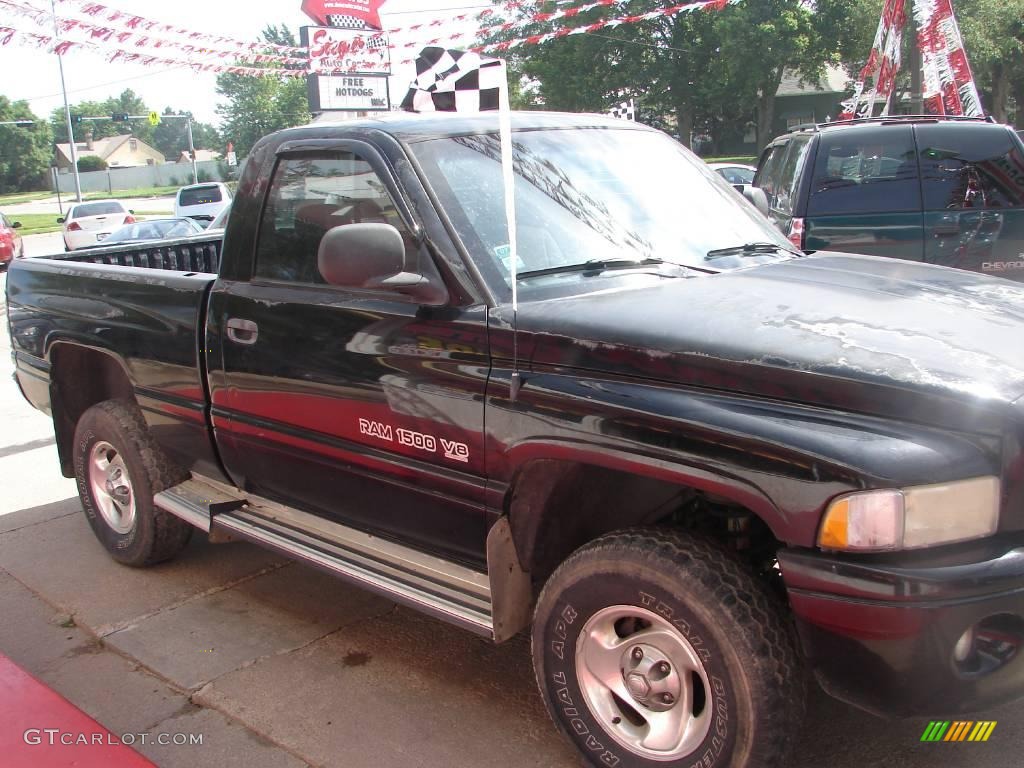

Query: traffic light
71;115;83;124
111;113;130;122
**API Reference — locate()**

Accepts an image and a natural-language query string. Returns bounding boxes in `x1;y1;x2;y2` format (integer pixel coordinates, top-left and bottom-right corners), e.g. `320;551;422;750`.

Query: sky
0;0;492;128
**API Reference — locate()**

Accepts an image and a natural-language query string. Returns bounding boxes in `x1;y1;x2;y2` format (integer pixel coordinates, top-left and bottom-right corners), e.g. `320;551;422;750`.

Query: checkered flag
327;14;372;29
401;47;506;113
609;99;635;121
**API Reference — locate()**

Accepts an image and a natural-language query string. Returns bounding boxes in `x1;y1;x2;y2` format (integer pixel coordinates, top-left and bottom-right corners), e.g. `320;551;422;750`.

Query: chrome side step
154;477;494;637
153;476;244;532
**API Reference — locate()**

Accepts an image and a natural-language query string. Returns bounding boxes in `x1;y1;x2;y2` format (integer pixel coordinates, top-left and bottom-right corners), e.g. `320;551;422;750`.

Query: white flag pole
497;61;518;313
496;60;524;400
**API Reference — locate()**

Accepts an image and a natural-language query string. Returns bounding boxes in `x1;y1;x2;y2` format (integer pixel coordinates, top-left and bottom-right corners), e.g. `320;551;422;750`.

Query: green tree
215;24;310;156
956;0;1024;122
818;0;1024;123
153;108;221;159
0;97;54;194
50;89;155;146
76;155;108;172
481;0;834;150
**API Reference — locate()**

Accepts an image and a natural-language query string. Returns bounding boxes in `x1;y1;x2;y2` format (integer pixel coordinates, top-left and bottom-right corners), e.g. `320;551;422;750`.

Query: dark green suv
754;116;1024;280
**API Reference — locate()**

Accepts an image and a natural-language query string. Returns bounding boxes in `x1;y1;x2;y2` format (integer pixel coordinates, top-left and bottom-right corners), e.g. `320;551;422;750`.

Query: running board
154;478;494;637
153;476;245;532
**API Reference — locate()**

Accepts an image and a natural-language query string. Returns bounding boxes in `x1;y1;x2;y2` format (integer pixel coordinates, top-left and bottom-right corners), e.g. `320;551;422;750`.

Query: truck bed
6;241;222;477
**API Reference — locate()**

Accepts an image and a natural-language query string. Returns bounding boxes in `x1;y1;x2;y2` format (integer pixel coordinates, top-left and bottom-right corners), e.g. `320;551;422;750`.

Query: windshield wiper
704;242;801;261
517;258;669;280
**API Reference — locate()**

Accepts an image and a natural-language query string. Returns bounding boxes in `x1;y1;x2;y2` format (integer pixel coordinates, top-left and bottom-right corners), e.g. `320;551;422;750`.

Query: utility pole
186;116;198;185
51;0;82;203
907;3;923;114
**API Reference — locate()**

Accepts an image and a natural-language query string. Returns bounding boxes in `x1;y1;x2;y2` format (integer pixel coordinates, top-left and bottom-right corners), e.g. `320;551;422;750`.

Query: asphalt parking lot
1;267;1021;767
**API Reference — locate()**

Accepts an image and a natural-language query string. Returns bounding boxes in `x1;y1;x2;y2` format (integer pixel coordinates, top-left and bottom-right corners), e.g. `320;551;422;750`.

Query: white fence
53;159;229;194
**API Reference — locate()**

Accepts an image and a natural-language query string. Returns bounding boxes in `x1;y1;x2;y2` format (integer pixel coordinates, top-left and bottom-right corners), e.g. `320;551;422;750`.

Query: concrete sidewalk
2;499;1023;767
0;502;576;767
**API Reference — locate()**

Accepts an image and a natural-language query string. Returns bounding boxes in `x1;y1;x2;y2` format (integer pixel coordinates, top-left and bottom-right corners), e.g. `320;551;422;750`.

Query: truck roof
297;110;652;142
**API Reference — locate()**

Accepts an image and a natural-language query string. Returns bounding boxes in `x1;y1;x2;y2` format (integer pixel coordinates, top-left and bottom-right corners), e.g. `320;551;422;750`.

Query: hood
507;253;1024;433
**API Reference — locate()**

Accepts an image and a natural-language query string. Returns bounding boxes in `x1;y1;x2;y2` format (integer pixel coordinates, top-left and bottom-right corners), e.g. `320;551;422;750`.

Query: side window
773;136;811;215
254;153;412;284
806;126;920;216
917;124;1024;210
754;143;786;203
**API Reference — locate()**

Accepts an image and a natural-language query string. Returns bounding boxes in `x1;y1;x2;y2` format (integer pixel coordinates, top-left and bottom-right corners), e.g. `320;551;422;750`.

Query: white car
60;201;135;251
707;162;758;186
174;183;232;225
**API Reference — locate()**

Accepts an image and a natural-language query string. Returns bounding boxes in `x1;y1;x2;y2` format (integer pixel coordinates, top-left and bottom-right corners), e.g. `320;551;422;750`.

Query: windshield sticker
495;244;526;272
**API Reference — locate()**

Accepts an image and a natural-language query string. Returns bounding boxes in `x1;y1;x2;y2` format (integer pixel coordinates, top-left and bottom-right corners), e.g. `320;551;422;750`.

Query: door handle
226;318;258;345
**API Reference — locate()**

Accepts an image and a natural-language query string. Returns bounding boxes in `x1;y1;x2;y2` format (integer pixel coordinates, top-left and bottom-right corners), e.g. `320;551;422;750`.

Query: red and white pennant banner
343;0;734;58
913;0;982;116
54;0;307;55
839;0;905;119
840;0;982;119
0;0;309;66
418;0;737;63
346;0;624;48
0;25;305;77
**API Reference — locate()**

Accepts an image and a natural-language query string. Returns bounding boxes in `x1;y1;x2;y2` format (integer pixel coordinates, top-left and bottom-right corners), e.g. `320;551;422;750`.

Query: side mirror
318;223;443;303
741;185;770;217
56;217;65;224
11;221;21;229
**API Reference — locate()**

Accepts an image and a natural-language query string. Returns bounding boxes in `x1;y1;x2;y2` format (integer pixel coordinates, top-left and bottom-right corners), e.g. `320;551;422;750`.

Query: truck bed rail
55;234;222;274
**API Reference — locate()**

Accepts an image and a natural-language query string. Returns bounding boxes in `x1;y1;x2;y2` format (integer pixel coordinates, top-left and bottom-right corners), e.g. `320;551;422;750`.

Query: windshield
411;128;792;294
105;219;201;243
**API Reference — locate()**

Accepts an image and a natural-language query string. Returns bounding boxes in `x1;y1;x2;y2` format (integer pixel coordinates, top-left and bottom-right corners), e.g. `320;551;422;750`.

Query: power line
585;30;697;54
10;65;190;103
385;3;492;13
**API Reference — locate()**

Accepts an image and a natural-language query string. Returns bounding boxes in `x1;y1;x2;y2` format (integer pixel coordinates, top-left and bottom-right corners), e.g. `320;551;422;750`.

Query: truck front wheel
532;529;804;768
73;400;192;567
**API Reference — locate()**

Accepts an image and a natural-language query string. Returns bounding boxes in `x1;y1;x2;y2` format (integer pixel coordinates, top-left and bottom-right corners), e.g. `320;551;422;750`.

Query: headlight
818;476;1000;552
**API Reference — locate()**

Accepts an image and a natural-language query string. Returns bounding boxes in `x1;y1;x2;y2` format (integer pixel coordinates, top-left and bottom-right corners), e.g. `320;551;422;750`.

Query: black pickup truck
7;112;1024;768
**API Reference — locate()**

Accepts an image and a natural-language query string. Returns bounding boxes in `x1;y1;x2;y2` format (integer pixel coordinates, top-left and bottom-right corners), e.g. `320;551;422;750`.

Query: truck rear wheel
532;529;804;768
73;400;192;567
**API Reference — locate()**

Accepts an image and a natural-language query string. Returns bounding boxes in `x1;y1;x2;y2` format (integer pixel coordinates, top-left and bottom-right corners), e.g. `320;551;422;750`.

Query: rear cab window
178;185;223;207
71;202;127;218
916;124;1024;210
807;125;921;215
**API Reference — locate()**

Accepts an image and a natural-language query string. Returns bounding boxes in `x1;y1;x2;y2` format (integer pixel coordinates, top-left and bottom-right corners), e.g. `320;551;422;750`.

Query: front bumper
779;536;1024;717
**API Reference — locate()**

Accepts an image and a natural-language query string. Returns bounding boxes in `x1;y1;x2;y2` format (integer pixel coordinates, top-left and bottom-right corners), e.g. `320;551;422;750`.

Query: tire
532;529;805;768
73;400;192;567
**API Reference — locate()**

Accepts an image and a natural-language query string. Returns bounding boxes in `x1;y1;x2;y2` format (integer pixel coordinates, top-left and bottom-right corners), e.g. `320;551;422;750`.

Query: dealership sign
308;74;390;112
301;26;391;75
301;0;386;29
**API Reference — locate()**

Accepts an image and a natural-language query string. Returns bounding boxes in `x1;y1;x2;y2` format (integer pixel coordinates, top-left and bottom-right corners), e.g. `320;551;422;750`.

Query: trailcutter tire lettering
531;529;806;768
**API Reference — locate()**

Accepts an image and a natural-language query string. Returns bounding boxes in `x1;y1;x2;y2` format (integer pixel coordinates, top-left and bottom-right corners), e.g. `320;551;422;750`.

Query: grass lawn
0;191;53;206
0;186;180;208
703;156;758;165
11;212;173;236
87;187;179;201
